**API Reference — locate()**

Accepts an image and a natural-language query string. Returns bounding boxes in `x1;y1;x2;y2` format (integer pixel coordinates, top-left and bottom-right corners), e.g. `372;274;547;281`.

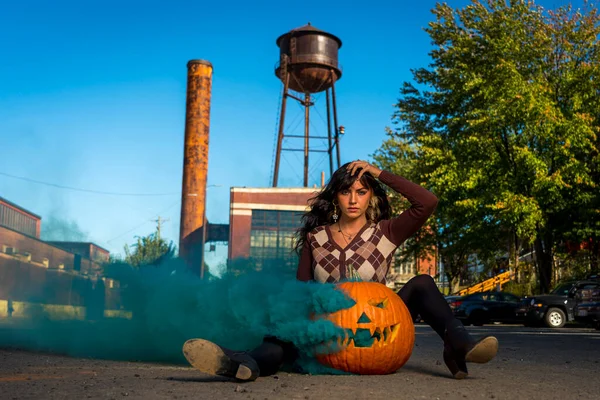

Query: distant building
46;241;110;264
0;196;118;317
387;243;438;289
0;196;41;238
227;186;317;272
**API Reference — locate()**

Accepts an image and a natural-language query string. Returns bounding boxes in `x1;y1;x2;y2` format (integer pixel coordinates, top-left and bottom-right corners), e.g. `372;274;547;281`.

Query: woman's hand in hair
347;160;382;180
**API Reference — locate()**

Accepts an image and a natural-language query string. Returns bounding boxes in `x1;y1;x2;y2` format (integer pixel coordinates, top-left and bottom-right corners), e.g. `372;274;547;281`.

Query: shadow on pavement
165;375;232;383
400;363;451;379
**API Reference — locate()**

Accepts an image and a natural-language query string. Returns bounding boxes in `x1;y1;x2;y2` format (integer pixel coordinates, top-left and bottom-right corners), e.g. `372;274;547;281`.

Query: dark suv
573;277;600;329
450;291;523;326
516;276;600;328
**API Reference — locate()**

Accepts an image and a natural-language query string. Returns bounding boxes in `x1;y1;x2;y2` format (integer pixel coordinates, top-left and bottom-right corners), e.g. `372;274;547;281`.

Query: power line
0;171;179;197
105;200;180;244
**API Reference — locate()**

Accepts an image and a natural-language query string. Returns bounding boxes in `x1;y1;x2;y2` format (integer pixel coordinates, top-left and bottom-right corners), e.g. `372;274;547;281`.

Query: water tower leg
330;70;341;168
304;93;310;187
326;88;334;177
273;72;290;187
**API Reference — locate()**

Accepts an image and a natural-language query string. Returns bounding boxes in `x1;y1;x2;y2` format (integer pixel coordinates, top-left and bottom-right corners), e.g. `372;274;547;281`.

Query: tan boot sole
465;336;498;364
182;339;255;380
453;371;468;380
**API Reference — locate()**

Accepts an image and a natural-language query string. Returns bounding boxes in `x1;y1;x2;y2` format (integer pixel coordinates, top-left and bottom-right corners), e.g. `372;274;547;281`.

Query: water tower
272;23;344;187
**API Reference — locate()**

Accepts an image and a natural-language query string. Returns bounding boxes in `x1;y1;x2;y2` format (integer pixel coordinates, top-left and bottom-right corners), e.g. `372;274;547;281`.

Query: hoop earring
367;197;378;222
332;202;339;222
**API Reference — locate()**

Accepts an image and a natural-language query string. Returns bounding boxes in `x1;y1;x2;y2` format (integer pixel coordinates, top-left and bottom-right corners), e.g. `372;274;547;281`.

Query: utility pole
154;216;169;240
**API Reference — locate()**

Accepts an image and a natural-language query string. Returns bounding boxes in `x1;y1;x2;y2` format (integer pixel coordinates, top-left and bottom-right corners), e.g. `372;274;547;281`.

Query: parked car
445;295;462;304
574;301;600;330
449;291;523;326
573;281;600;329
516;276;600;328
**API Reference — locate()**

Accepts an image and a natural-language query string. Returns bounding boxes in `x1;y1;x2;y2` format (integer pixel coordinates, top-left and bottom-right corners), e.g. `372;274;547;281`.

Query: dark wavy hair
293;162;392;255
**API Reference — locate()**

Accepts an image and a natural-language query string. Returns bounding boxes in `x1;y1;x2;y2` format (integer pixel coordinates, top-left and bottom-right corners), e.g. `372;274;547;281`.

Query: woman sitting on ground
183;160;498;380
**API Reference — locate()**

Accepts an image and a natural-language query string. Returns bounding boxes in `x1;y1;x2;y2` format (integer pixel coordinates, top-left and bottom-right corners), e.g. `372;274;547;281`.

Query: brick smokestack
179;59;213;278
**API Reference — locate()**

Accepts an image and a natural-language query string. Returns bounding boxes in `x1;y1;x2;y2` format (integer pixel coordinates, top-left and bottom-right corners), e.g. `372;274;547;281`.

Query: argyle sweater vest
308;223;396;283
295;170;439;284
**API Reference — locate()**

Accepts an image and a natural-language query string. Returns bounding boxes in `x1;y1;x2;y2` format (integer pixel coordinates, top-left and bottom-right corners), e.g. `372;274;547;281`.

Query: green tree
124;232;176;267
546;3;600;276
374;131;504;292
375;0;600;293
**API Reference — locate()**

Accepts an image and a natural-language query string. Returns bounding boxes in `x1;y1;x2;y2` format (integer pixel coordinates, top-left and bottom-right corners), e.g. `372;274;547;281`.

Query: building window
249;209;303;265
393;242;416;276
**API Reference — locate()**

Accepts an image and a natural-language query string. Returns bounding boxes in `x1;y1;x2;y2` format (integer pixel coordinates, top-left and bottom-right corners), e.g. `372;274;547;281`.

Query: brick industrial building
228;186;317;266
0;196;119;318
0;196;108;276
0;196;41;238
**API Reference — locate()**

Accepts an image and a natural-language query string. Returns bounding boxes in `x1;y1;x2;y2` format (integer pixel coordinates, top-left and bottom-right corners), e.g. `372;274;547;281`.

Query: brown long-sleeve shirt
295;170;439;283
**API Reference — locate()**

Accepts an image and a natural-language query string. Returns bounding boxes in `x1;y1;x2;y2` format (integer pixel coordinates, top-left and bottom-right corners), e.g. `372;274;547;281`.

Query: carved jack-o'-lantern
316;281;415;375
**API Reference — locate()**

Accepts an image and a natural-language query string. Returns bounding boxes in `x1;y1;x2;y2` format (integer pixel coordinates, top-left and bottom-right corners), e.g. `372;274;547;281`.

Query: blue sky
0;0;584;272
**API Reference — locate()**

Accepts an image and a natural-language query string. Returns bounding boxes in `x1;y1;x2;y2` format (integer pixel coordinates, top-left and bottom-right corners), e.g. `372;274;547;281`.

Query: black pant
249;275;455;376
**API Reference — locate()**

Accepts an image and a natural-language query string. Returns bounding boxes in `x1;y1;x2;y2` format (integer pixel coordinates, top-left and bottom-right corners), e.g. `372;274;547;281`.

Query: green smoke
0;257;355;375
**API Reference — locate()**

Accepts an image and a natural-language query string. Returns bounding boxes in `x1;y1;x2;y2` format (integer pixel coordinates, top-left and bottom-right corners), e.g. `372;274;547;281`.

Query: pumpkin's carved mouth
343;324;401;348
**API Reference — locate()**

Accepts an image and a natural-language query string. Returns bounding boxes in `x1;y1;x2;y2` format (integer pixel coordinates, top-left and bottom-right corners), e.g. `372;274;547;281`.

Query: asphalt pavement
1;324;599;400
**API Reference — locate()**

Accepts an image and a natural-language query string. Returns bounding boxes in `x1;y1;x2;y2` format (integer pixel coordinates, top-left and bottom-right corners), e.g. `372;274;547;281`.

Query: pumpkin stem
346;264;363;281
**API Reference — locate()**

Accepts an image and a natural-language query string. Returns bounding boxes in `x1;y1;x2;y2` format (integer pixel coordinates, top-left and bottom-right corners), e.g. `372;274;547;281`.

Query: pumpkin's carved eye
368;298;389;309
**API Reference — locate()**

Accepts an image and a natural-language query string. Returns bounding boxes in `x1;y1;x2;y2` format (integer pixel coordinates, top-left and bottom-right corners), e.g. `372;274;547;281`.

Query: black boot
182;339;260;382
443;341;469;379
443;320;498;379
